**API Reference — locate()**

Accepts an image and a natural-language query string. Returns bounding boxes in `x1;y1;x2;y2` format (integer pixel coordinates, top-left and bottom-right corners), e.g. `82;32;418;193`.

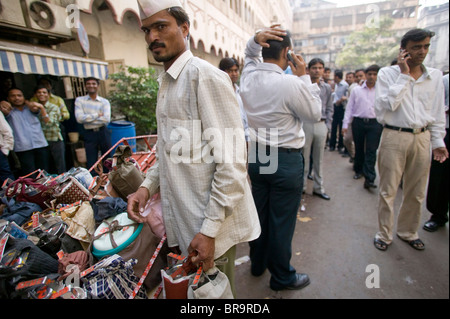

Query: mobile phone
287;50;296;67
400;48;410;59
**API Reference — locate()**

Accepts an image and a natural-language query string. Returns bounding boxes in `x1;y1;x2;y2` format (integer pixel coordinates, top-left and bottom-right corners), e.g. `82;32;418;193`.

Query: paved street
234;148;449;299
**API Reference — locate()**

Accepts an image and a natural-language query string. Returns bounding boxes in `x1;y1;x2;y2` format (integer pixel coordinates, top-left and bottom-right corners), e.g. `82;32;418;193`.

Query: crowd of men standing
218;25;448;291
0;0;448;297
0;76;112;184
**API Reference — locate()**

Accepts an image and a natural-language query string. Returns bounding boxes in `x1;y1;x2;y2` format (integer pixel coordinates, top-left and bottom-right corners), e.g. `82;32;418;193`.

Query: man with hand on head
240;25;322;291
127;0;260;297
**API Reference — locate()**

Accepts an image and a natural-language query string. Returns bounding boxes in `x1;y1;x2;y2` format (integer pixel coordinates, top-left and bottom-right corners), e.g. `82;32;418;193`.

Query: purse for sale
5;177;56;209
161;253;234;300
54;176;90;205
0;237;59;299
82;254;148;299
109;146;145;200
187;266;234;299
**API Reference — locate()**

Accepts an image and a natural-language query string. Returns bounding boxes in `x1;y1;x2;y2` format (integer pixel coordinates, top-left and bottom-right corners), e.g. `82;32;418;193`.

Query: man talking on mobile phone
240;25;322;291
373;29;448;252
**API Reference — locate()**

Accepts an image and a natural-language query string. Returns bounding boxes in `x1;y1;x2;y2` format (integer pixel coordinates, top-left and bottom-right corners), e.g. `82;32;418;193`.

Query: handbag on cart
54;176;90;205
109;145;145;200
82;254;148;299
0;237;59;298
5;177;56;210
161;253;233;299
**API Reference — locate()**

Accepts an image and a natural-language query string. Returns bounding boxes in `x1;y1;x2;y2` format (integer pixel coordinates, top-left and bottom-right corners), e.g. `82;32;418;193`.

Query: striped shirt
74;95;111;130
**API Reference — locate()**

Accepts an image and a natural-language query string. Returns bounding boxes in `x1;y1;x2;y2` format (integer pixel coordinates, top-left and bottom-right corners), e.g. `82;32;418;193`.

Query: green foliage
108;66;159;135
335;16;400;71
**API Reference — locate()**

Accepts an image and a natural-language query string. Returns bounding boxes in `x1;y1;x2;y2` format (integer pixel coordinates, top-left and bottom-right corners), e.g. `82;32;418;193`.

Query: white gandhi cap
137;0;183;19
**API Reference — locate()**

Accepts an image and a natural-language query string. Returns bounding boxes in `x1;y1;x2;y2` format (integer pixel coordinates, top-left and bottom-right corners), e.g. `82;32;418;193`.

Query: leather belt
354;117;377;123
384;124;428;134
85;126;106;132
257;144;301;153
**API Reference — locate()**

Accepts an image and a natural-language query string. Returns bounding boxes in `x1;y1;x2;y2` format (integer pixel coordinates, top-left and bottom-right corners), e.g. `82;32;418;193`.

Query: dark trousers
426;128;449;225
15;147;49;177
352;118;383;183
248;147;304;289
48;140;66;174
0;152;14;184
330;104;345;149
84;126;112;171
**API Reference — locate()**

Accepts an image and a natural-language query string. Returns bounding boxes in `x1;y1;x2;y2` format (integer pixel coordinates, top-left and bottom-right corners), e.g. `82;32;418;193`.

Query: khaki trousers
216;245;236;298
376;129;431;244
303;121;328;193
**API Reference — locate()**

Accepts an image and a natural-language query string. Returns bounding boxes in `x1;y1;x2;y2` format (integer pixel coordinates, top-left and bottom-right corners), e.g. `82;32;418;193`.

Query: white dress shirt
141;50;261;259
375;65;446;150
239;39;322;150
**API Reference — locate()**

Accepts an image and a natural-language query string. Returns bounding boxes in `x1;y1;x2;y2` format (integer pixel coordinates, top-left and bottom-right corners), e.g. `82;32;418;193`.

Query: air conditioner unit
25;0;72;37
0;0;27;28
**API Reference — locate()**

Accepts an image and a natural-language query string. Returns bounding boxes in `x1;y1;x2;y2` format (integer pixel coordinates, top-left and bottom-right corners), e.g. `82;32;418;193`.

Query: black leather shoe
423;220;445;232
307;174;313;180
364;181;377;189
271;273;310;291
313;192;331;200
353;174;363;180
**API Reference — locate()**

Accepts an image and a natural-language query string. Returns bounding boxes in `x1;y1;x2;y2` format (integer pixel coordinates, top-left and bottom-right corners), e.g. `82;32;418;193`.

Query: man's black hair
365;65;380;74
168;7;190;27
219;57;240;71
401;28;435;49
84;77;100;85
34;85;50;93
308;58;325;69
7;87;24;96
166;7;190;40
262;30;292;61
334;70;344;79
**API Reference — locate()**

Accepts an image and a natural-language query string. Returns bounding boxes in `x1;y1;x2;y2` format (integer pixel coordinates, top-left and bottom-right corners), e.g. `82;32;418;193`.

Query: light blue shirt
333;79;349;105
6;106;48;152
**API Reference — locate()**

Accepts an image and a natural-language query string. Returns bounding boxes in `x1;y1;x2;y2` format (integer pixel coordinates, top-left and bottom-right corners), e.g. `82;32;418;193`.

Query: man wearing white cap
127;0;261;297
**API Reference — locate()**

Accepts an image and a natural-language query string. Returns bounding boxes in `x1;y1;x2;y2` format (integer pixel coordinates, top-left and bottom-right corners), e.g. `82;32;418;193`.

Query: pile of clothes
0;146;167;299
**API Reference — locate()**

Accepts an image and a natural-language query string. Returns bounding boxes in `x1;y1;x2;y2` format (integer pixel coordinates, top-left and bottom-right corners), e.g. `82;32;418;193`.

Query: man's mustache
149;42;166;51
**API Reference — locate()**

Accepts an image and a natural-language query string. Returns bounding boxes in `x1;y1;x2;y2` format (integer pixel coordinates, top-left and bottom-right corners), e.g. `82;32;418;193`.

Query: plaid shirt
40;101;63;142
31;94;70;121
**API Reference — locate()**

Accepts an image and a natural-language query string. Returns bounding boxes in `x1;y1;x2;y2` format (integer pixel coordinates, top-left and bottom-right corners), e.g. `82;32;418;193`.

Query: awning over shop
0;40;108;80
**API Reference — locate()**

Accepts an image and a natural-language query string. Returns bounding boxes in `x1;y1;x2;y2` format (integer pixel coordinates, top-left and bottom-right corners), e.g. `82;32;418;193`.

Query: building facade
1;0;292;97
417;2;449;73
291;0;419;70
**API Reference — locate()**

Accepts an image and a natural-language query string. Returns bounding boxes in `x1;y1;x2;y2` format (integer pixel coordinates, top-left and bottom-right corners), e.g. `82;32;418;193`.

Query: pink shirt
343;81;377;129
